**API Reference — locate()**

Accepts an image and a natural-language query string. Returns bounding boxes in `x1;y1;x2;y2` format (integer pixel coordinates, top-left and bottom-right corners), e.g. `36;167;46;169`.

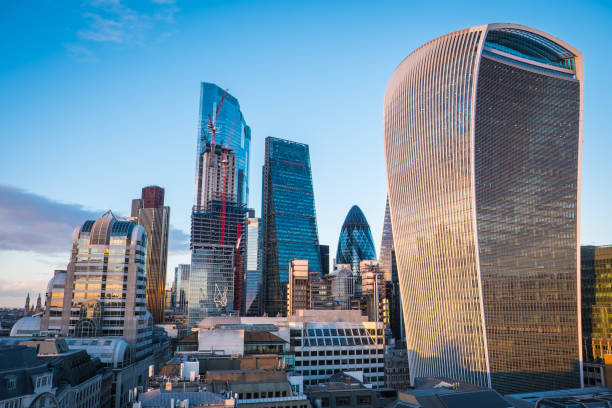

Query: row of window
297;367;384;376
296;358;383;366
295;349;381;357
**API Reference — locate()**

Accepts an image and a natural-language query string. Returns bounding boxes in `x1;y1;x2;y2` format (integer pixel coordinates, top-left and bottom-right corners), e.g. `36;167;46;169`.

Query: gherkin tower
336;205;376;273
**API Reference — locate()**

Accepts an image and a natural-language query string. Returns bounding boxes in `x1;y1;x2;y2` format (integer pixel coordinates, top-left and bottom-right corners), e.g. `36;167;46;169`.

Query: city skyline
1;1;612;308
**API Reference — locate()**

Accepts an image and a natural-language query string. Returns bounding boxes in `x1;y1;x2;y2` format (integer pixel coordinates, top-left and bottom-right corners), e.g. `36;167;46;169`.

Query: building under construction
189;197;246;327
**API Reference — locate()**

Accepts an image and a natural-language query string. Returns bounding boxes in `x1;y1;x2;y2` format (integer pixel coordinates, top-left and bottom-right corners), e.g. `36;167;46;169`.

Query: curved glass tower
384;24;583;394
336;205;376;273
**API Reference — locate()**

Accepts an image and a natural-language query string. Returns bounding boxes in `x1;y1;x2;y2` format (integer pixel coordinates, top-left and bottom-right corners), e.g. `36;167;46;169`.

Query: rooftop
138;389;228;407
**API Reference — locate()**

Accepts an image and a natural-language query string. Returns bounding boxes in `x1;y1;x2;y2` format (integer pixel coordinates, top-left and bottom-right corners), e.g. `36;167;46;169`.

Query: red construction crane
219;114;240;246
205;92;227;148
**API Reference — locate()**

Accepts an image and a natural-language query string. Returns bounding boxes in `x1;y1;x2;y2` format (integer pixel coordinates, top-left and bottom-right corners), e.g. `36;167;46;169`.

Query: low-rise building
506;387;612;407
134;389;233;407
306;372;393;408
206;370;310;408
196;310;386;389
384;342;409;390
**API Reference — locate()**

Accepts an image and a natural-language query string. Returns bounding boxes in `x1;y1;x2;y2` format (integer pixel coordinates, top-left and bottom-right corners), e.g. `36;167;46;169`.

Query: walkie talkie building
384;24;583;394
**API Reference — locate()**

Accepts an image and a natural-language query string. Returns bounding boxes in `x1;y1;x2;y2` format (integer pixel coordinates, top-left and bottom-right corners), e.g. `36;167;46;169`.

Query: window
335;396;350;406
6;376;16;391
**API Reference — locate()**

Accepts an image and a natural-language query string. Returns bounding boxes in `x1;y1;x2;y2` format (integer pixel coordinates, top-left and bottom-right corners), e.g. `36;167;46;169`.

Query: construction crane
219;114;240;246
213;283;228;312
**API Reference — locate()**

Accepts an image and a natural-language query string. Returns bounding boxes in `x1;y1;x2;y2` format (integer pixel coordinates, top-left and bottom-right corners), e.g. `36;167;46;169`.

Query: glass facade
189;83;249;327
189;201;246;327
131;186;170;324
336;205;376;273
262;137;322;316
197;82;251;206
379;197;394;282
174;264;190;313
244;217;263;316
40;212;152;359
384;24;582;394
581;246;612;360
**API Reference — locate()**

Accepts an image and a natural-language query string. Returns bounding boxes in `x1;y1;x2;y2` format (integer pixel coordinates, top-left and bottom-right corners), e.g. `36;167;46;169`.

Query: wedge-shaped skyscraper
384;23;583;394
262;137;321;316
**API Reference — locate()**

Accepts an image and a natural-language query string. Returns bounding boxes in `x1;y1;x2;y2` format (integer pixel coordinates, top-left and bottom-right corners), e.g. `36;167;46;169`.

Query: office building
310;276;334;310
40;211;152;360
206;370;310;408
262;137;322;316
359;261;384;323
190;85;250;325
582;245;612;360
329;266;355;310
384;343;409;391
190;140;247;325
196;82;251;206
174;264;190;314
288;260;310;316
379;197;394;283
196;310;386;389
189;199;246;325
384;23;583;393
386;250;404;343
336;206;376;274
306;372;394;408
132;186;170;324
319;245;330;276
244;215;263;316
506;387;612;407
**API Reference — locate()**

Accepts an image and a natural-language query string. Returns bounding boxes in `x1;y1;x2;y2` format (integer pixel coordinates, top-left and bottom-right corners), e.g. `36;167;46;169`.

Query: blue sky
1;0;611;307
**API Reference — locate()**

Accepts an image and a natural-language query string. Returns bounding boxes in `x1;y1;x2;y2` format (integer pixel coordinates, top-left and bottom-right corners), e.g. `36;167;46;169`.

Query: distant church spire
24;293;30;316
35;293;42;313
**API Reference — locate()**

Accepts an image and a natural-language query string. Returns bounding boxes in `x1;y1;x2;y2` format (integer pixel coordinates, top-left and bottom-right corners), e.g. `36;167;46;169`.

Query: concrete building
288;260;310;316
384;343;410;390
582;245;612;360
306;372;395;408
196;310;386;389
0;343;106;408
206;370;310;408
506;387;612;407
1;334;152;408
131;186;170;324
135;390;233;408
384;23;583;393
359;261;384;323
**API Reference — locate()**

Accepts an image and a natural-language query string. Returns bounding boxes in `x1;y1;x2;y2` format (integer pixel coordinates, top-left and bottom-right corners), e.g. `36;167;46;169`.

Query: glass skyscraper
244;215;263;316
384;24;583;394
189;84;249;327
336;205;376;273
196;82;251;206
379;197;394;282
131;185;170;324
262;137;321;316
